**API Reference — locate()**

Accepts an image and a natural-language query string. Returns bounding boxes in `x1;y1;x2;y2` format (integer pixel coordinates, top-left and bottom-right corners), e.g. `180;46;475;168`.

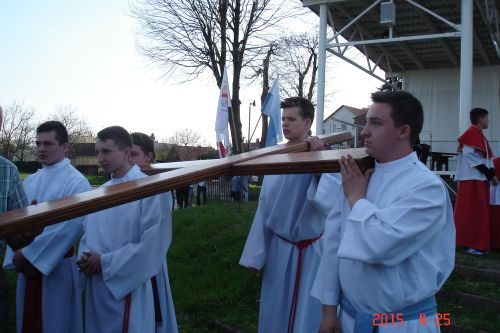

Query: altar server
314;91;455;333
4;121;91;333
77;126;169;333
239;97;327;333
130;132;178;333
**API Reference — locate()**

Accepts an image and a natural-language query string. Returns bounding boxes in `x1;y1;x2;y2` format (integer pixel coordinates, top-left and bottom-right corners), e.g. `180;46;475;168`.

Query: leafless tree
165;128;202;160
250;31;319;147
132;0;297;154
277;32;319;102
46;106;95;146
0;101;36;161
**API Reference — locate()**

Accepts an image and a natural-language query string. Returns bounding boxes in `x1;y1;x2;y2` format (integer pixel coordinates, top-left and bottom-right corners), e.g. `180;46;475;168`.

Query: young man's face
477;114;489;129
36;131;67;166
361;102;407;163
129;144;152;169
281;106;311;143
95;138;130;175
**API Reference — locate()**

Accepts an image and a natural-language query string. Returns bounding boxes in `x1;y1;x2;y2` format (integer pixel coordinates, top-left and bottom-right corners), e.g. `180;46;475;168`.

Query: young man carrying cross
239;97;328;333
313;91;455;333
77;126;169;333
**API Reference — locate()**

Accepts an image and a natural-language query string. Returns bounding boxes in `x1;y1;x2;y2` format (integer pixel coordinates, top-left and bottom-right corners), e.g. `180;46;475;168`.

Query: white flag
215;66;232;158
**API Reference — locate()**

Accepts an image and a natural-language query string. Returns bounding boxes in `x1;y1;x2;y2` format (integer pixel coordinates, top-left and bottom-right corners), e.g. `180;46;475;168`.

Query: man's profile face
95;138;130;174
129;144;152;169
477;114;489;129
281;106;311;143
36;131;68;166
361;102;402;162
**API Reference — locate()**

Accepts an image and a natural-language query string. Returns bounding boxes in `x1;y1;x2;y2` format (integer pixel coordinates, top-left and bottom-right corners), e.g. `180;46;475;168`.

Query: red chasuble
457;125;493;158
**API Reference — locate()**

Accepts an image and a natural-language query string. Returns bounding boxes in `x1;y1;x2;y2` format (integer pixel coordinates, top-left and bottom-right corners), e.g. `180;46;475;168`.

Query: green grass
169;202;261;332
443;274;500;300
85;175;109;186
456;250;500;269
439;301;500;332
19;173;30;180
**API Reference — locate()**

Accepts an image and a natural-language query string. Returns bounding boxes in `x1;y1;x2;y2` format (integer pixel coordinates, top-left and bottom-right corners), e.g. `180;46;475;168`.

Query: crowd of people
0;90;498;333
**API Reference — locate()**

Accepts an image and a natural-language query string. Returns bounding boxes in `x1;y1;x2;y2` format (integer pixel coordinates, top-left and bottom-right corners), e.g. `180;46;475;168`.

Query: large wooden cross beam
0;132;373;237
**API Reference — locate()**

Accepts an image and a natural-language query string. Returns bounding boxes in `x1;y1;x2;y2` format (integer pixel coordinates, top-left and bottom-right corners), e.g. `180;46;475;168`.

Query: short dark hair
131;132;156;160
97;126;132;150
470;108;489;124
280;97;315;122
371;90;423;146
37;121;69;145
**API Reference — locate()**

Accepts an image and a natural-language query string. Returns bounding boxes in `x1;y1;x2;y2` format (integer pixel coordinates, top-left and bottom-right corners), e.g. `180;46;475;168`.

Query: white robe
239;174;326;333
312;152;455;332
3;158;91;333
154;192;178;333
455;145;493;181
79;165;170;333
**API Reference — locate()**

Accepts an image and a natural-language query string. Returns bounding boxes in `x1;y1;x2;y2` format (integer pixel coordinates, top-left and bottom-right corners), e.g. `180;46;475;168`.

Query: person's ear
62;143;69;154
399;125;411;141
305;118;312;130
123;146;131;159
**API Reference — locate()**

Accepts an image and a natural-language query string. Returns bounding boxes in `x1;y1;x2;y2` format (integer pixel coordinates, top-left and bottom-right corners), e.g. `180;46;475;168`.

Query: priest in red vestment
455;108;498;255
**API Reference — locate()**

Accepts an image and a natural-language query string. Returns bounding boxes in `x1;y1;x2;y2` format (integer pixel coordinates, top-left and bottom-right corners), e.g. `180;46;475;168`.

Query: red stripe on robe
454;180;490;251
457;125;493;158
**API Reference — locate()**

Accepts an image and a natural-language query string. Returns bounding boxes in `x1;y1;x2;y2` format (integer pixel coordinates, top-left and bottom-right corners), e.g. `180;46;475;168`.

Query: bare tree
277;33;319;102
0;101;36;161
167;128;202;147
132;0;297;154
165;128;202;160
46;106;94;146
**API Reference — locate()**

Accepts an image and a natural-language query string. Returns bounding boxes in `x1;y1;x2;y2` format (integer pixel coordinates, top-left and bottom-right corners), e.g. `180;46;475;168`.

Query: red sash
274;233;322;333
21;248;74;333
457;125;493;158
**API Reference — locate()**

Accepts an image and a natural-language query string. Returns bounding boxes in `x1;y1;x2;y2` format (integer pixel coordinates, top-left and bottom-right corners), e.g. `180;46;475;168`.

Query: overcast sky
0;0;383;146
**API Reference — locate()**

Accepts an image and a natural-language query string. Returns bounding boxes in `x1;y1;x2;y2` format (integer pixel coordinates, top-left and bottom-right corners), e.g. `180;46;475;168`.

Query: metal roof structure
303;0;500;133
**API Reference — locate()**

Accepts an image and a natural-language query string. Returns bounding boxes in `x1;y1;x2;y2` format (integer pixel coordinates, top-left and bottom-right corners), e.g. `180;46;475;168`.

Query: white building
323;105;367;148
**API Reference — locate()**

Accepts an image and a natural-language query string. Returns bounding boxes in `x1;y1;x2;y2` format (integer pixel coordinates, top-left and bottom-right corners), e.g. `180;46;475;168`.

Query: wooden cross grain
0;132;373;237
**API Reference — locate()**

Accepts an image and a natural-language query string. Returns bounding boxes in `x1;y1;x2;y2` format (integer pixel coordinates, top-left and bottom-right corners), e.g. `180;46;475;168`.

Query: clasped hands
340;154;374;208
77;251;102;275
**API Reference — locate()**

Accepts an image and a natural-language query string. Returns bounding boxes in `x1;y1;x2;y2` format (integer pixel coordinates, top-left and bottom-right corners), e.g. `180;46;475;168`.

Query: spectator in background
197;181;207;206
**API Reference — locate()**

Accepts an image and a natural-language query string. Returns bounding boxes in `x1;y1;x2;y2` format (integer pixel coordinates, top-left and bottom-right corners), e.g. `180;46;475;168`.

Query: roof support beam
473;29;492;65
399;42;425;69
334;4;406;71
474;0;500;58
414;8;460;67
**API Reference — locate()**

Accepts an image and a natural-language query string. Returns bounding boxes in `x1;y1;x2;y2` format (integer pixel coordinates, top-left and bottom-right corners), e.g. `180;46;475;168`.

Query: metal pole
248;103;251;152
316;4;328;135
459;0;473;134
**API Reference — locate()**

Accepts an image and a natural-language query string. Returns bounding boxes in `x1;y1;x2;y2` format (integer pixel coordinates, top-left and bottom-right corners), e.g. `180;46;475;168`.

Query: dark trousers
197;186;207;206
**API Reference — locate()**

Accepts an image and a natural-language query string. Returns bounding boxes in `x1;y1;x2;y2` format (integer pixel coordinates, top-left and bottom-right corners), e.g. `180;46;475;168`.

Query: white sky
0;0;383;146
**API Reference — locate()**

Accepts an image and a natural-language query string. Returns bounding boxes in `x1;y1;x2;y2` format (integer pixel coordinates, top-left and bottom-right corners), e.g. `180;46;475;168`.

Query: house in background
68;143;98;175
322;105;367;148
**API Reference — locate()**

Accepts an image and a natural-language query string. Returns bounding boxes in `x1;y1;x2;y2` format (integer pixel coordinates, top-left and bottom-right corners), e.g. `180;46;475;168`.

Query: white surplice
154;192;178;333
312;152;455;332
3;158;91;333
79;165;170;333
239;174;326;333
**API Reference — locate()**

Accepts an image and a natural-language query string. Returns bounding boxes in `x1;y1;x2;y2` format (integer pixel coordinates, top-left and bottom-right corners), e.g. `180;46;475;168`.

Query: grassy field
169;201;261;332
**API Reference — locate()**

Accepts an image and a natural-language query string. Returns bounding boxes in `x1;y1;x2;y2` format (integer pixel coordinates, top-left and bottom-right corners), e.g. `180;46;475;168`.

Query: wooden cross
0;132;373;237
